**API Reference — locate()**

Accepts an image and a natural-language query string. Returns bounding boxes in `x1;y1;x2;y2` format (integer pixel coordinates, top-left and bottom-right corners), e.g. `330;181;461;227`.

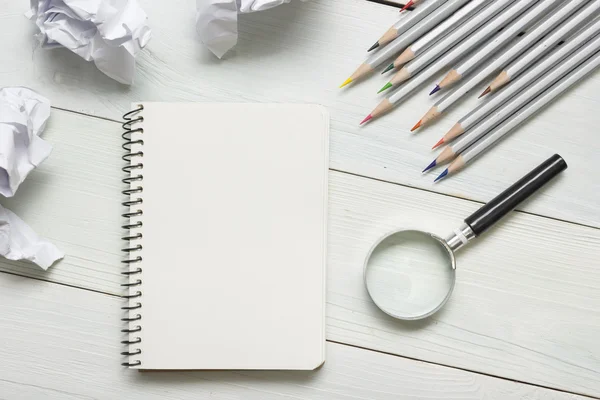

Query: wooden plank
326;170;600;397
3;109;600;396
1;0;599;226
0;110;123;292
0;272;586;400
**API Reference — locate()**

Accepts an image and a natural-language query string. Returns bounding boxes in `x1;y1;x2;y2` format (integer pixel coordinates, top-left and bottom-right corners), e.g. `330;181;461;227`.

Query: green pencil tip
381;63;395;74
378;82;393;94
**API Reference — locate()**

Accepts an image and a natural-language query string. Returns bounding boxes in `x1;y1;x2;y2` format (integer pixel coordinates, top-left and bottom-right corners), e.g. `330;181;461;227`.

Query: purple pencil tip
429;85;441;96
434;169;448;183
422;159;437;173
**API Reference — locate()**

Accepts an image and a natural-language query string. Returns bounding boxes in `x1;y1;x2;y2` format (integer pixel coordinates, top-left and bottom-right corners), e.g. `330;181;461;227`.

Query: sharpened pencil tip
479;87;491;98
434;169;448;183
378;82;393;94
360;114;373;125
429;85;441;96
411;120;422;132
432;138;445;150
422;159;437;173
340;78;353;88
400;0;414;11
382;63;395;74
368;42;380;52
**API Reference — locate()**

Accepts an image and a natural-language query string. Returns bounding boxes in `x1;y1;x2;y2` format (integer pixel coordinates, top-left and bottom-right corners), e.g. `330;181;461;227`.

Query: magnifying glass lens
365;231;455;319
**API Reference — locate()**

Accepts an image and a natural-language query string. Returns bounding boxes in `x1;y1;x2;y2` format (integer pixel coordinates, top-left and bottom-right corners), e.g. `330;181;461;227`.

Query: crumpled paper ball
0;203;64;270
197;0;303;58
0;87;63;270
0;87;53;198
27;0;152;84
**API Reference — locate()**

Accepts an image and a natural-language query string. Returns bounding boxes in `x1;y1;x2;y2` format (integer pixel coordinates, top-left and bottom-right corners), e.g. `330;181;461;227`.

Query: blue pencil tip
422;159;437;173
429;85;441;96
434;169;448;183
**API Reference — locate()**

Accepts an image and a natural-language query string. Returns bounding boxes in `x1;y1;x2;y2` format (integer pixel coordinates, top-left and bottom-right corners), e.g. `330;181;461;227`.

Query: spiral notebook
121;103;329;370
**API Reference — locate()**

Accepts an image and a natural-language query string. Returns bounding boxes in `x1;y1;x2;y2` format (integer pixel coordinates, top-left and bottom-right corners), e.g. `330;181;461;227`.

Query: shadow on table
126;367;320;391
366;297;452;331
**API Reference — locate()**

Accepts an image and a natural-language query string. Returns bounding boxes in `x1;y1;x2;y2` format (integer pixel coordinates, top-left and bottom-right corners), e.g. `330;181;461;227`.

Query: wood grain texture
1;0;599;226
326;171;600;397
0;110;123;292
3;108;599;396
0;272;586;400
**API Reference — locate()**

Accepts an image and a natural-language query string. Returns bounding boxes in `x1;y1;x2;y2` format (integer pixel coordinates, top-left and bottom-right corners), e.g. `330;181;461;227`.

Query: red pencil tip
400;0;414;11
360;114;373;125
479;87;491;98
432;138;444;149
411;120;422;132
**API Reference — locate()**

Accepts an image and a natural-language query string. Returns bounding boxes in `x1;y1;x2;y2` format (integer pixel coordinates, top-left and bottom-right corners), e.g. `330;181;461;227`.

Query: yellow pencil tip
340;78;353;88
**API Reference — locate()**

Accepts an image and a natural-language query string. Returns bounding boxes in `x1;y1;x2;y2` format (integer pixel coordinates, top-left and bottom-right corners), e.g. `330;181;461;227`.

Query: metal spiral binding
121;105;144;367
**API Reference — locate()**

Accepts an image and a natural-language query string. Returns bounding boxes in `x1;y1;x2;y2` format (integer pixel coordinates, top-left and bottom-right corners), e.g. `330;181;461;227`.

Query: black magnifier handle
464;154;567;237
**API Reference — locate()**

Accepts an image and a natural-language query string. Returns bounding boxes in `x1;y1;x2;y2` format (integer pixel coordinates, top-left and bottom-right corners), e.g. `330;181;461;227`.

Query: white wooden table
1;1;599;399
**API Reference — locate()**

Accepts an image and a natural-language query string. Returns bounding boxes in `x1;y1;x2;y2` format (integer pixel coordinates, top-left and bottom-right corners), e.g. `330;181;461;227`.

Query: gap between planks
331;168;600;232
50;106;600;233
0;267;595;400
328;339;600;400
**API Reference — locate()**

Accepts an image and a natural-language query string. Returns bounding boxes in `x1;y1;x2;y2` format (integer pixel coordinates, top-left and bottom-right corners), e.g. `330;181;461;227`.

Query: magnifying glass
364;154;567;320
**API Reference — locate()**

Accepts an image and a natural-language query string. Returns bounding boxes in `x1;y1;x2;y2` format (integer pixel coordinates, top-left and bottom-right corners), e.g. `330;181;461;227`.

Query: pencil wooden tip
391;68;411;86
340;78;353;88
479;87;491;98
393;49;415;67
360;114;373;125
429;85;441;96
438;70;461;90
411;120;422;132
420;106;441;127
445;123;465;142
432;138;444;150
368;42;379;52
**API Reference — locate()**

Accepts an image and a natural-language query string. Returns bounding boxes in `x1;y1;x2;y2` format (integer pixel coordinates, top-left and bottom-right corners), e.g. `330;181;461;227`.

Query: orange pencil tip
479;87;491;98
360;114;373;125
410;120;422;132
432;138;445;150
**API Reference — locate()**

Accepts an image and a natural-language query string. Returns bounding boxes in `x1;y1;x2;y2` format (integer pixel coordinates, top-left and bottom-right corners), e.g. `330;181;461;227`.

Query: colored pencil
400;0;424;13
384;0;490;73
341;0;473;88
426;32;600;173
363;30;494;125
433;0;562;94
380;0;520;94
367;0;448;53
436;50;600;182
435;20;600;146
343;0;477;88
482;0;600;96
414;0;590;130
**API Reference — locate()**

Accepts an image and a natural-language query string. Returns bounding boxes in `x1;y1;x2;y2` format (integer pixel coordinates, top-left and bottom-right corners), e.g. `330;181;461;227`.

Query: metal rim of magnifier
363;229;457;321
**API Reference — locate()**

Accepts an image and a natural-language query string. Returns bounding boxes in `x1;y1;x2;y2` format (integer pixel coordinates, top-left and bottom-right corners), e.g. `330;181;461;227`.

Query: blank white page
129;103;328;370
